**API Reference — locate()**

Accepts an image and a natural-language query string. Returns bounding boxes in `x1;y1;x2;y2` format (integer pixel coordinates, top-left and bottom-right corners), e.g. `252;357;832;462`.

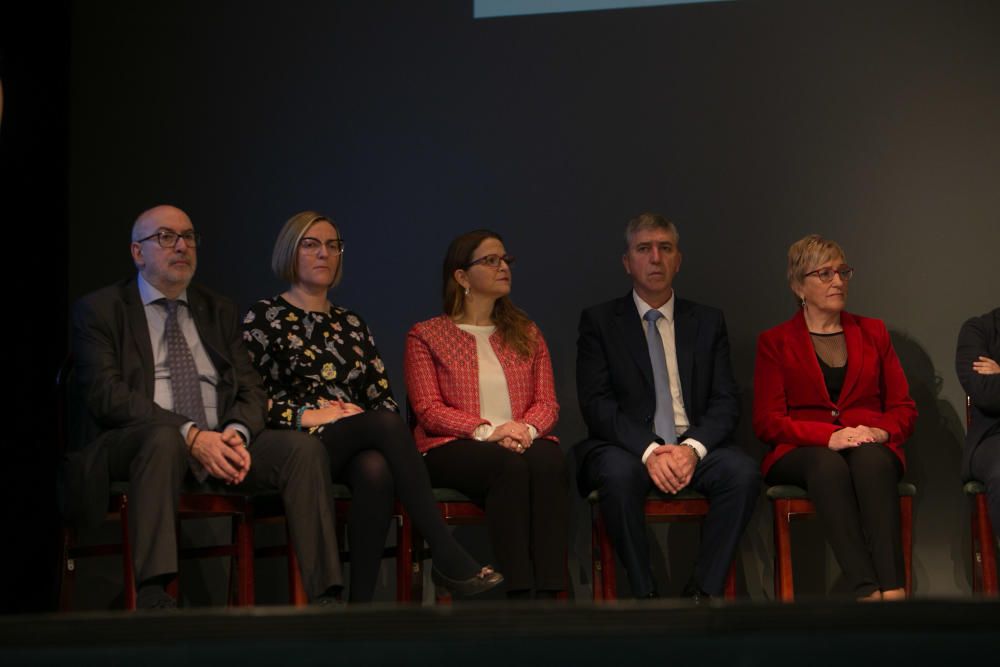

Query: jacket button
831;409;840;417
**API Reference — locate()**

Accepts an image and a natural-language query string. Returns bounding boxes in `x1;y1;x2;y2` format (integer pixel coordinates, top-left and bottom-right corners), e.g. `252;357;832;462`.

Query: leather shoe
681;580;712;606
432;565;504;597
136;585;178;610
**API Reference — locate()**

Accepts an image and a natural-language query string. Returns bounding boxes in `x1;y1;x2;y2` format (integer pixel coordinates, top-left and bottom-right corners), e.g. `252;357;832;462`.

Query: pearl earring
464;287;470;296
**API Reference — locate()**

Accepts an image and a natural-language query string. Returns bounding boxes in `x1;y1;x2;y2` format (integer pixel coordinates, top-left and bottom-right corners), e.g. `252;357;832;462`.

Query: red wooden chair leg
286;525;309;606
235;513;254;606
396;511;413;603
972;499;983;593
773;499;794;602
899;496;913;597
591;508;603;602
594;510;617;601
976;494;998;595
120;499;137;611
723;559;737;600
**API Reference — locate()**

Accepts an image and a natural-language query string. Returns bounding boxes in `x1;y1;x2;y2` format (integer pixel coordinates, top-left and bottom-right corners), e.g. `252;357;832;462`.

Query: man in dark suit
68;205;342;608
957;307;1000;541
576;213;759;600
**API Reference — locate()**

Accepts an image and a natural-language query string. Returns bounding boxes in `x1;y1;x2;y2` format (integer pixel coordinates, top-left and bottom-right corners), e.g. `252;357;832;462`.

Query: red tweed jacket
404;315;559;453
753;309;917;477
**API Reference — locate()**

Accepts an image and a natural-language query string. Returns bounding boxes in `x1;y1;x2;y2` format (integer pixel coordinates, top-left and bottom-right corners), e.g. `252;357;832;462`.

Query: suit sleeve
215;300;267;439
957;315;1000;415
404;329;488;438
752;330;839;447
71;296;186;431
576;309;657;458
520;328;559;436
682;312;740;450
865;321;916;443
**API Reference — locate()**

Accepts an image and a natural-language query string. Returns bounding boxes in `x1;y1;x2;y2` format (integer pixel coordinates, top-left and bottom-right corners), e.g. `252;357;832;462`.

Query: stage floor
2;598;999;665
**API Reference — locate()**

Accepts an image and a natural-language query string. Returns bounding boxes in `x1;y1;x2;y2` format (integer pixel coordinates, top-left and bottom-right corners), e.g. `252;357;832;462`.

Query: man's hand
973;356;1000;375
645;444;698;494
190;430;251;484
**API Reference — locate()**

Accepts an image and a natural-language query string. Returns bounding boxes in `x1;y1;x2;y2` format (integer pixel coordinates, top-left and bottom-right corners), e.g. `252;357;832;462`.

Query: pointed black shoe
431;565;504;597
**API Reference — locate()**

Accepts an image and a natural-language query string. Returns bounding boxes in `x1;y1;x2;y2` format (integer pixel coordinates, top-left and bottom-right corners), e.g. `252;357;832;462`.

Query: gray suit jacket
65;278;267;528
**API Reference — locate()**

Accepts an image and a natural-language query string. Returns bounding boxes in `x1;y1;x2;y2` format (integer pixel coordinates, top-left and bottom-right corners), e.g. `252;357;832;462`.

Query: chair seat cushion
963;480;987;495
766;482;917;500
587;488;708;504
432;487;476;503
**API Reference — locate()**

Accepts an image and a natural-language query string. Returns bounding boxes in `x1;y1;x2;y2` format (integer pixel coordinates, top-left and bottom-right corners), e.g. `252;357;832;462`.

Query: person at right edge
753;234;917;600
576;212;760;601
956;307;1000;543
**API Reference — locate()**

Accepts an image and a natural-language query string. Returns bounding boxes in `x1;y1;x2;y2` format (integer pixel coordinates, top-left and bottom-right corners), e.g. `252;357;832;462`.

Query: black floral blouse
242;295;399;433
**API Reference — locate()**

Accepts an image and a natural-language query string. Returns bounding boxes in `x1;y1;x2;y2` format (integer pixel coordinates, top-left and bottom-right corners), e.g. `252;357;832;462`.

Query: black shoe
136;585;178;611
681;580;712;606
432;565;504;597
636;590;660;600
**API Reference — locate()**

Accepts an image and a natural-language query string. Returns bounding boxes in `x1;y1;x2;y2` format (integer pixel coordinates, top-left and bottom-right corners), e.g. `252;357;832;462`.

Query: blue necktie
644;309;676;443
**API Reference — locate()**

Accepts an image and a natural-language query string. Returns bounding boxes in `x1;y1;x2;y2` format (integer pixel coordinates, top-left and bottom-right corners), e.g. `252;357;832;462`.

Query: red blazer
753;310;917;477
404;315;559;453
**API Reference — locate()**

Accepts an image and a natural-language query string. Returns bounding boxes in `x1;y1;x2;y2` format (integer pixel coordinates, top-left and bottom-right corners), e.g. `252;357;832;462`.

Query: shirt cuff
180;421;196;443
226;423;252;447
526;424;538;441
641;442;660;464
473;423;495;441
680;437;707;460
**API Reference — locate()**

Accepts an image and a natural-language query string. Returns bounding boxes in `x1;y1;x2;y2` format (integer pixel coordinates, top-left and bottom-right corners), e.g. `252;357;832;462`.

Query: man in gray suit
68;205;342;608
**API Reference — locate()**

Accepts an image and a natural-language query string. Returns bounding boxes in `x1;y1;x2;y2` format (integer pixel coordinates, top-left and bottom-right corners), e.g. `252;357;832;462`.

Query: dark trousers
970;432;1000;542
107;423;342;600
317;410;480;601
580;443;759;598
424;439;569;593
766;443;904;597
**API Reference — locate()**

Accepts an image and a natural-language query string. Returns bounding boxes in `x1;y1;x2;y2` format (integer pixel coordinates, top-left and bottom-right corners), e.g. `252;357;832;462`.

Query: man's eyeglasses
466;254;514;269
299;237;345;256
804;266;855;283
136;230;201;248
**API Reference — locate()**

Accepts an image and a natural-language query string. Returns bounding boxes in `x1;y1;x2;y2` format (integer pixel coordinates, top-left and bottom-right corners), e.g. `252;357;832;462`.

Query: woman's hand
301;398;364;428
489;421;532;453
973;356;1000;375
829;425;889;450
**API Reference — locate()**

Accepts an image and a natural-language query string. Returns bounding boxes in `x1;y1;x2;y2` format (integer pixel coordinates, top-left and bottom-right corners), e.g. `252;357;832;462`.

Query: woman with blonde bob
242;211;502;602
753;234;917;600
405;229;567;599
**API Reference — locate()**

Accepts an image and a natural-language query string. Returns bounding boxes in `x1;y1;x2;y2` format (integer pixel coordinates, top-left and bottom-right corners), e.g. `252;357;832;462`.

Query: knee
711;449;761;499
366;409;408;439
595;458;648;503
804;449;852;489
135;424;188;469
279;431;331;468
848;444;899;484
528;442;568;483
351;450;393;494
496;450;531;484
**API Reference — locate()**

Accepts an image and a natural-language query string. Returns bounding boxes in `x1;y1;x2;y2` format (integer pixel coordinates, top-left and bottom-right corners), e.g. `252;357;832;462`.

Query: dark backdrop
18;0;999;608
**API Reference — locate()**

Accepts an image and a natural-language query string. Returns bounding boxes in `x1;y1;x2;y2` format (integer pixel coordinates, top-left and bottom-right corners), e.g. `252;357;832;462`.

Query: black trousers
423;438;569;593
970;432;1000;542
107;423;343;600
766;443;904;597
317;410;480;601
580;443;760;598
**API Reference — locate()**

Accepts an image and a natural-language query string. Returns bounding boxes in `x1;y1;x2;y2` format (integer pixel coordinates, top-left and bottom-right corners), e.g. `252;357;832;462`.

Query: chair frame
966;396;998;596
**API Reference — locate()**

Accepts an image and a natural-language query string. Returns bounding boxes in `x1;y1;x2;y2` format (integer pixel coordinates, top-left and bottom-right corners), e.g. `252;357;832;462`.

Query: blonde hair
271;211;343;287
787;234;846;298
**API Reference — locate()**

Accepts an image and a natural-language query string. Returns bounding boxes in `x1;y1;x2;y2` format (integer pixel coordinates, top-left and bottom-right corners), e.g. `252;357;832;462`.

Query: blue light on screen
474;0;730;19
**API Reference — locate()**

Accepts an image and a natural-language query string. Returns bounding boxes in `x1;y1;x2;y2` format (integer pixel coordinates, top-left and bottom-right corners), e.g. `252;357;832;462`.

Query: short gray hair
624;212;680;250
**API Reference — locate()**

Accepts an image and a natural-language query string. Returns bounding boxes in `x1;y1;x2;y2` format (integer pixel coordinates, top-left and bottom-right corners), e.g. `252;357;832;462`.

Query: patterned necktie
162;299;208;482
644;309;677;443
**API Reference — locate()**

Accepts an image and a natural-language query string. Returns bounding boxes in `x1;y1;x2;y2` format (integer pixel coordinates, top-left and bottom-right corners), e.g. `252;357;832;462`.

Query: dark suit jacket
66;278;267;528
753;310;917;477
956;307;1000;480
575;293;740;468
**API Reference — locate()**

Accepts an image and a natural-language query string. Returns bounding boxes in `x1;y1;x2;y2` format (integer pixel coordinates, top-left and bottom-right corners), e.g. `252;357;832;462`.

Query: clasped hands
828;425;890;451
488;421;533;454
645;443;699;494
301;397;365;428
188;427;250;485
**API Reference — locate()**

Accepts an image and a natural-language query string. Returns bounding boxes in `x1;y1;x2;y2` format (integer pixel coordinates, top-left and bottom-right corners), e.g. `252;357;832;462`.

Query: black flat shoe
432;565;504;597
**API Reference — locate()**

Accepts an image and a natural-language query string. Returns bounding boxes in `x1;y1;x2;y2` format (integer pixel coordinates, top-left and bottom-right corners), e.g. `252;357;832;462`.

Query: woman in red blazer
405;229;567;599
753;234;916;601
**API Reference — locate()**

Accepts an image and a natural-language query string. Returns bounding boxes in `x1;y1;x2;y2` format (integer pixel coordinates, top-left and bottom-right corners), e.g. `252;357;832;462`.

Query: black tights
319;410;480;602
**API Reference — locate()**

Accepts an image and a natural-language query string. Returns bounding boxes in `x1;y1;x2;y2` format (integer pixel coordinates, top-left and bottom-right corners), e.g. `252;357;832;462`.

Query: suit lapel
840;312;864;402
674;299;696;411
187;287;227;373
123;281;156;398
789;309;833;405
613;294;654;391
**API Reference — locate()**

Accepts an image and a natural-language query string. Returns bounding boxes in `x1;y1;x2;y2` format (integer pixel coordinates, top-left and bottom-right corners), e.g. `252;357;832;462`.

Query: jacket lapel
123;280;156;398
674;299;696;411
839;311;863;402
187;288;227;374
614;294;654;391
789;309;833;405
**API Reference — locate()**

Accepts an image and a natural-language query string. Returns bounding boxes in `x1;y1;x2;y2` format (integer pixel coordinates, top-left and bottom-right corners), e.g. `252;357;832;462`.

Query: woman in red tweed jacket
405;229;567;599
753;234;916;601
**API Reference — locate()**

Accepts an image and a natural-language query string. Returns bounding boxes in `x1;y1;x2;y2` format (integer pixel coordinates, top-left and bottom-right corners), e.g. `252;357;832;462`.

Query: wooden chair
965;396;998;596
588;488;738;601
766;482;916;602
57;357;257;610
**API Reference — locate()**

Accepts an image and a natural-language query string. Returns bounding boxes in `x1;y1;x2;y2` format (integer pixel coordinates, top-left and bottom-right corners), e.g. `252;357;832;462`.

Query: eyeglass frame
465;253;515;270
135;229;201;249
299;237;346;256
803;266;855;283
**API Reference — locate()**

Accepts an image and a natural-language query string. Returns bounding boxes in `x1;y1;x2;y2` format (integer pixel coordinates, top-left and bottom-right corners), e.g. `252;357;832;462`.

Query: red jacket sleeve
520;328;559;436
